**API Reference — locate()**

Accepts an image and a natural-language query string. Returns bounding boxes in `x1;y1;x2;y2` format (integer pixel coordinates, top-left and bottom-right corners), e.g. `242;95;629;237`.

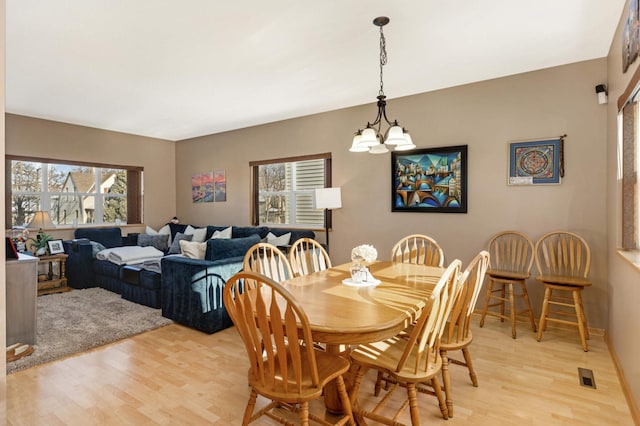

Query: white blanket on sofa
96;246;164;265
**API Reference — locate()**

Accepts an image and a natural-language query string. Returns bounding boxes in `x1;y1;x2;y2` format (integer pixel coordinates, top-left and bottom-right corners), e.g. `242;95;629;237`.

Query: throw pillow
179;240;206;259
185;225;207;243
138;233;170;252
211;226;232;239
168;232;193;254
146;224;172;245
89;241;106;258
266;232;291;247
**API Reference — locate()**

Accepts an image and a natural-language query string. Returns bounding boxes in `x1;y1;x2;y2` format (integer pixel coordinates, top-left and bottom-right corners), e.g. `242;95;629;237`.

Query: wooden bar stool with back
534;231;592;351
479;231;537;338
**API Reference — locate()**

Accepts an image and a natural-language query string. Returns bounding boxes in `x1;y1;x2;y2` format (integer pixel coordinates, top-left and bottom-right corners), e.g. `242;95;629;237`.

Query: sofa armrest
161;256;243;333
62;239;97;289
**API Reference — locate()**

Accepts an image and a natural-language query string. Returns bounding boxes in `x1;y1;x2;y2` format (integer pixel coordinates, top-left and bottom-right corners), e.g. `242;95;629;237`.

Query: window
250;153;332;228
6;156;143;228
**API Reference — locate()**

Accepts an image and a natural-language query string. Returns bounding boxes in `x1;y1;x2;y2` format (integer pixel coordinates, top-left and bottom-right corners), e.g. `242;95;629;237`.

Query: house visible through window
6;156;143;228
250;153;331;228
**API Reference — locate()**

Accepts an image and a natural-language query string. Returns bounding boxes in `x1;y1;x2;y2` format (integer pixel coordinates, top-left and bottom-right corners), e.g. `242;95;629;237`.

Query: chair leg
374;370;384;396
431;375;449;420
461;347;478;387
508;283;516;338
479;280;494;327
349;365;367;413
500;284;506;322
440;349;453;418
298;401;310;426
572;289;589;352
335;375;355;425
242;389;258;426
520;281;537;332
576;290;590;340
407;383;421;426
537;287;552;342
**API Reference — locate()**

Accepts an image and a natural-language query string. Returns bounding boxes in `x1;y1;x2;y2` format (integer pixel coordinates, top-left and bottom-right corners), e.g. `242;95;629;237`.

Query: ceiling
6;1;626;142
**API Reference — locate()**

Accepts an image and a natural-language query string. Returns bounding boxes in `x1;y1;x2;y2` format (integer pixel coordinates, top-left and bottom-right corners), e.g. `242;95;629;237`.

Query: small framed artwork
391;145;468;213
508;136;564;185
47;239;65;255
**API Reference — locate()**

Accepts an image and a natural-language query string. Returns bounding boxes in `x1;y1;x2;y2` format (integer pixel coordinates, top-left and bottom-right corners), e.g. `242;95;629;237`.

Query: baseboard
604;332;640;425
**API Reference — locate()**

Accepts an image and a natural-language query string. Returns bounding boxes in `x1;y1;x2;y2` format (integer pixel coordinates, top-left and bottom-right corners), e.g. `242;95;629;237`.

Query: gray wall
176;59;609;329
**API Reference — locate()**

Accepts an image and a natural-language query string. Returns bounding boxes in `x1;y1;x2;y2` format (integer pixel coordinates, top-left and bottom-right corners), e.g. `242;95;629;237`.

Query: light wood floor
6;315;635;425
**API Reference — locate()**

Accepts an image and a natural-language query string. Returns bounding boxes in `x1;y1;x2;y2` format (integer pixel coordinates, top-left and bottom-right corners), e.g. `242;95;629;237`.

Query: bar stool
534;231;592;351
479;231;537;338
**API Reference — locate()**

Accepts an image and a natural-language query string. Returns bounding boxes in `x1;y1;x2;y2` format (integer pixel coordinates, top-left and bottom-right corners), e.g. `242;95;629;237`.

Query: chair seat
251;348;351;401
351;335;442;383
536;275;592;287
440;329;473;351
486;269;529;281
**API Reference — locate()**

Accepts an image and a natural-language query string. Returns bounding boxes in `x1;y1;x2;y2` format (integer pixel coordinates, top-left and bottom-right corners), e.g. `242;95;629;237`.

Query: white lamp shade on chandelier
349;17;417;154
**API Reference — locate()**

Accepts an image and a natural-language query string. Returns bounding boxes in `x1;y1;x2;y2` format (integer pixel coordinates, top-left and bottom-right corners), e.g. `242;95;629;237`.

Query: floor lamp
313;188;342;254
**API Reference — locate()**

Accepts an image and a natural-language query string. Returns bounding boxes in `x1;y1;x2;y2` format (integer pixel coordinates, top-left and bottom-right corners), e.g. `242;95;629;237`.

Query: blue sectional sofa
63;224;315;334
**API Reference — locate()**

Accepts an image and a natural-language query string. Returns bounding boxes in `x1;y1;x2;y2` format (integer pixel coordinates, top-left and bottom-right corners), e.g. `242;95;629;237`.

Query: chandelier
350;17;415;154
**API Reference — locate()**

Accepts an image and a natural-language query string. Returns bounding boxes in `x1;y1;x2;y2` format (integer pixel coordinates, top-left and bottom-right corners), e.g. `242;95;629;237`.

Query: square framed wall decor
508;136;565;185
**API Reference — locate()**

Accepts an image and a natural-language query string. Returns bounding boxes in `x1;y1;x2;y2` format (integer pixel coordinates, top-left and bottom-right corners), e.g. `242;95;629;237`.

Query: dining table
280;260;445;415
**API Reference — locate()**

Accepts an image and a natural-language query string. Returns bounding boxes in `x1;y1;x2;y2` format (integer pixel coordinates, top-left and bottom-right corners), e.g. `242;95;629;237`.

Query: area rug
7;288;173;374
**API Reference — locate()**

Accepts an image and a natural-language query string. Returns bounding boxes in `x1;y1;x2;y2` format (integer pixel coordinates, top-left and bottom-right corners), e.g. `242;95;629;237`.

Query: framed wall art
391;145;467;213
508;136;565;185
214;170;226;202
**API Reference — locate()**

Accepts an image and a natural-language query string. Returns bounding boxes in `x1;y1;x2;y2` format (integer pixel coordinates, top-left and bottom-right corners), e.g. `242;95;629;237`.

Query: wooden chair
349;259;463;425
390;234;445;267
223;271;355;425
438;250;490;418
243;242;293;283
534;231;592;351
288;238;332;277
479;231;537;338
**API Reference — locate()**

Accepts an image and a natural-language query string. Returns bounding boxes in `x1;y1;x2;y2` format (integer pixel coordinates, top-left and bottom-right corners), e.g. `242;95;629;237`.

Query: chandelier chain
379;25;387;97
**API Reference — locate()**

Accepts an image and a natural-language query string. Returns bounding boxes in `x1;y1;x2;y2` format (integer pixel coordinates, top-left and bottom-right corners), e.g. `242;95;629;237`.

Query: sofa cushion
168;232;192;254
206;234;261;261
232;226;269;239
93;259;121;277
75;228;123;249
138;233;170;252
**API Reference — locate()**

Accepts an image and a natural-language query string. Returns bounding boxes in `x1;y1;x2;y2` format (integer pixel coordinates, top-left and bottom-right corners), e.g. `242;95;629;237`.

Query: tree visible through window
6;157;142;228
250;153;331;228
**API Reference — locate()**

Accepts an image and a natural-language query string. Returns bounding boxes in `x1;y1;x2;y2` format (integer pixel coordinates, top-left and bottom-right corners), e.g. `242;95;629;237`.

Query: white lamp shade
369;143;389;154
394;132;416;151
384;125;405;145
314;187;342;210
349;133;369;152
27;211;55;229
359;128;379;147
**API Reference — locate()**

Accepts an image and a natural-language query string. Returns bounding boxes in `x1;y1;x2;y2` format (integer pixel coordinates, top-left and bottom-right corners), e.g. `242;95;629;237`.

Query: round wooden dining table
280;261;445;414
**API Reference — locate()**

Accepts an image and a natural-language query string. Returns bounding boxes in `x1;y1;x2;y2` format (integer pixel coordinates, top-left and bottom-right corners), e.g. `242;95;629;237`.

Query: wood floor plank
5;314;635;425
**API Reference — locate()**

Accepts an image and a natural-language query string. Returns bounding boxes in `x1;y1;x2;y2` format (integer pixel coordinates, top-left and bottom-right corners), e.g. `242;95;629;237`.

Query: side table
37;253;70;296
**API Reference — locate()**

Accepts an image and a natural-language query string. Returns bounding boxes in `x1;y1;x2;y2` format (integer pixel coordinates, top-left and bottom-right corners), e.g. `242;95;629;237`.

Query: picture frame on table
47;239;65;255
508;137;564;186
391;145;468;213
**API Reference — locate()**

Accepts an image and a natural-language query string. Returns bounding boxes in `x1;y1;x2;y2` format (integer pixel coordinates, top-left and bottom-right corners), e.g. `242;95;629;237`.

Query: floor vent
578;368;596;389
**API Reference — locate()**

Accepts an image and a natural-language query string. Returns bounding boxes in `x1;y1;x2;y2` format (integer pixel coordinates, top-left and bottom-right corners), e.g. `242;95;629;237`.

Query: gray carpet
7;288;173;374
